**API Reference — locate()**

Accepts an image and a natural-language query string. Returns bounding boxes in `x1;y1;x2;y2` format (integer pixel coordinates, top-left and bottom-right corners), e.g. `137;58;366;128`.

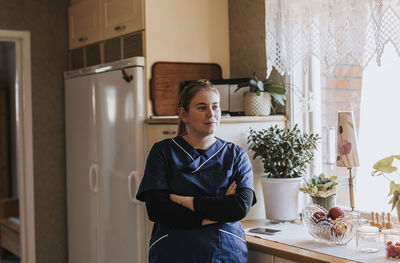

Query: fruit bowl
302;203;361;245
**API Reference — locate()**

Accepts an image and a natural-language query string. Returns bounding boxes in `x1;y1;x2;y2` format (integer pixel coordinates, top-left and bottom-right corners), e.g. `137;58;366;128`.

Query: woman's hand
225;181;236;195
201;218;216;226
170;194;194;211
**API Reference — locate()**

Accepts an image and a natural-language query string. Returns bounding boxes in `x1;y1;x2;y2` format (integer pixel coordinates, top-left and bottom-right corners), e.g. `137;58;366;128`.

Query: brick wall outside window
320;63;362;207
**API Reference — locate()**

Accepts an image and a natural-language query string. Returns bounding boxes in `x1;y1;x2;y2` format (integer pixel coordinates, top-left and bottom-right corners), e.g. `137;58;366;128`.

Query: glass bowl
383;230;400;259
302;203;361;245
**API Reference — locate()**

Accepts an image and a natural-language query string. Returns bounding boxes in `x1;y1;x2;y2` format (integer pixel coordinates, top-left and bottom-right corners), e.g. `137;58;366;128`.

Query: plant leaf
249;79;257;87
257;81;264;91
253;72;258;81
265;84;286;95
373;156;398;173
270;93;285;105
392;193;399;211
388;181;400;196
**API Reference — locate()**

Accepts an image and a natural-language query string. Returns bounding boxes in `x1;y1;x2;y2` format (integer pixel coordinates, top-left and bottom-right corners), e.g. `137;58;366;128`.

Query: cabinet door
146;124;178;153
101;0;144;40
65;76;99;263
274;256;299;263
248;249;274;263
94;67;147;263
69;0;101;49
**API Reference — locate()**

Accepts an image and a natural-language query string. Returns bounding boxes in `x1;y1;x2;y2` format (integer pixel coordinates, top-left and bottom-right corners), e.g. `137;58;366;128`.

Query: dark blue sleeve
233;147;257;206
136;142;170;201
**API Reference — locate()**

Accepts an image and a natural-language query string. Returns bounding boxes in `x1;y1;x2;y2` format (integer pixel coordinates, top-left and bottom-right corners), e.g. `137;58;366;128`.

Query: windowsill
145;114;287;124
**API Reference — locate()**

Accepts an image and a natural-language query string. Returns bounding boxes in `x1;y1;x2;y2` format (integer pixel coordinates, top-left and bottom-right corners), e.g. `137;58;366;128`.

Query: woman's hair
177;79;220;135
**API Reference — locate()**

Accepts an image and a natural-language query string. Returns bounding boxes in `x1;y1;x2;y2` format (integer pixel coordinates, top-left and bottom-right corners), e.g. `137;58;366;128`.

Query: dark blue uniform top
137;136;256;263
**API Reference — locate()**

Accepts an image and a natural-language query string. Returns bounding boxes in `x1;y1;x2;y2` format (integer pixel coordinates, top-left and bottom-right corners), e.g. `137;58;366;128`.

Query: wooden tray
150;62;222;116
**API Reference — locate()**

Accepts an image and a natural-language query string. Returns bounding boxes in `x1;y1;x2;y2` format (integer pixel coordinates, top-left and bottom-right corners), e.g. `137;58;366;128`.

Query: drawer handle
78;36;88;42
162;130;176;135
114;25;126;31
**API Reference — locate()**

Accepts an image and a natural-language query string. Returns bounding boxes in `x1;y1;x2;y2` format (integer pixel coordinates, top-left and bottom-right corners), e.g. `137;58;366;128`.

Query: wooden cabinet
0;89;9;198
275;257;298;263
101;0;144;40
68;0;144;49
68;0;101;49
248;250;298;263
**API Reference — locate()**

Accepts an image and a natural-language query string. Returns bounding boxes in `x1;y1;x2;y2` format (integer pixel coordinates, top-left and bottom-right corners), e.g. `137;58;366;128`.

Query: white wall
144;0;230;116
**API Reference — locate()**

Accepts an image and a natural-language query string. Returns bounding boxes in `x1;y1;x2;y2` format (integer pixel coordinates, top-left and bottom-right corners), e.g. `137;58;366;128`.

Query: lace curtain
265;0;400;77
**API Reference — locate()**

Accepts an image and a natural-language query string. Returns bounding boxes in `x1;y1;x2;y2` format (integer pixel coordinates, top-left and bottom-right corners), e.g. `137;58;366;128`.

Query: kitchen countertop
242;219;362;263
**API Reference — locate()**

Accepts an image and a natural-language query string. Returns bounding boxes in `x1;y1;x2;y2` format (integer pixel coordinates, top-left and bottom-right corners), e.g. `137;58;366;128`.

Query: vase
261;176;302;222
311;194;336;211
244;92;271;116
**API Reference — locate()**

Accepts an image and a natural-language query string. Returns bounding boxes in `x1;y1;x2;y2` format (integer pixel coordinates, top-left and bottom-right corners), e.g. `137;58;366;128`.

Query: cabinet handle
89;164;99;192
78;36;88;42
162;130;176;135
128;170;141;205
114;25;126;31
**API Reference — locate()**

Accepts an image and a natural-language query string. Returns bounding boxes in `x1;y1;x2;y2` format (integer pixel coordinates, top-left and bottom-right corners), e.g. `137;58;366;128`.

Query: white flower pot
261;176;302;221
244;92;271;116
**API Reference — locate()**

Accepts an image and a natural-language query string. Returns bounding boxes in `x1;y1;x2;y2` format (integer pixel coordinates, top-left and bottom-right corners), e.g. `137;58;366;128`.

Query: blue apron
137;136;256;263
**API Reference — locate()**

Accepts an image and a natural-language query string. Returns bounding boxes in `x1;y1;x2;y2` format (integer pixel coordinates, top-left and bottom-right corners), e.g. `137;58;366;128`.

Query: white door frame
0;29;35;263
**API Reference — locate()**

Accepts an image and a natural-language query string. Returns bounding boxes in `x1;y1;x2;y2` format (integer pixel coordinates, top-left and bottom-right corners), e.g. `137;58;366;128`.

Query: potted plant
300;173;340;211
248;124;321;221
235;72;286;116
371;155;400;219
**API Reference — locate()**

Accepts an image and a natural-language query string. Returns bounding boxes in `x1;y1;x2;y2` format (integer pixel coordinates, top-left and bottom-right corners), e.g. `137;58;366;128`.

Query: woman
136;80;256;262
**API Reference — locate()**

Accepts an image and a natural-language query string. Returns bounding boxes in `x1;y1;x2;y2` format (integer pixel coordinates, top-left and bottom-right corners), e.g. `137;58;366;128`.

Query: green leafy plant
300;173;340;198
247;124;321;178
371;155;400;210
235;72;287;106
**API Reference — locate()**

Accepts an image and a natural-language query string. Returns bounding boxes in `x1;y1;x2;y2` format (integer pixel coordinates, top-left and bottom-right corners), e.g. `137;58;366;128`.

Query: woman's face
180;90;221;137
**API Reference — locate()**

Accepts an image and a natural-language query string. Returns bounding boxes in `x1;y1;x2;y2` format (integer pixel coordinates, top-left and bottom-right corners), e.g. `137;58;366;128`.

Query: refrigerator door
65;76;100;263
94;66;147;263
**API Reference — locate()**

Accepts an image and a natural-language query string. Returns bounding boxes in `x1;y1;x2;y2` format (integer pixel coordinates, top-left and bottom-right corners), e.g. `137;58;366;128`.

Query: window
291;44;400;214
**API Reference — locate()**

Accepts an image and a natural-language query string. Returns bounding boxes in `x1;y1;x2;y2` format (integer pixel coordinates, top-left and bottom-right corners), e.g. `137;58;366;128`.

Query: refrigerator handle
89;164;99;192
128;170;141;205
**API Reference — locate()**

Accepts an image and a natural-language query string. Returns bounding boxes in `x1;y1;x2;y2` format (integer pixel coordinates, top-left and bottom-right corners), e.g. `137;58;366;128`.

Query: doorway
0;30;35;263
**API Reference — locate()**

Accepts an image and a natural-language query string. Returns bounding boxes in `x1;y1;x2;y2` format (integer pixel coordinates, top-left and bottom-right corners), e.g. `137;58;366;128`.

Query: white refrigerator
64;57;148;263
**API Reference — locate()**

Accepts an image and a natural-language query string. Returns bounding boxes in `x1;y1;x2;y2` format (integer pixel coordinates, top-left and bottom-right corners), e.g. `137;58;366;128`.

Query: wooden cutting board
150;62;222;116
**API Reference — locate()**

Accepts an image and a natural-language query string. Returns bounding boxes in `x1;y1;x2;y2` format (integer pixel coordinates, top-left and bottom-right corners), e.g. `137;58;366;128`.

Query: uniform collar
171;136;227;173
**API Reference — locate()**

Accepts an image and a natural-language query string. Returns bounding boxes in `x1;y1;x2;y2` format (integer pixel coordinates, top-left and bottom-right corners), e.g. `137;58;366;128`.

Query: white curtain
265;0;400;77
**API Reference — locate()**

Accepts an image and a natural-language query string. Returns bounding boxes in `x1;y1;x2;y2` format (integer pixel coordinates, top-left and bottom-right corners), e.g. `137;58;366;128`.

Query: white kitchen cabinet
68;0;144;49
68;0;101;49
275;257;298;263
145;115;287;220
145;123;177;155
101;0;144;40
248;249;274;263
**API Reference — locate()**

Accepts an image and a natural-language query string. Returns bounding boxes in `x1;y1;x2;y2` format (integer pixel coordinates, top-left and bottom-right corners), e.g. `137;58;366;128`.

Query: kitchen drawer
146;124;178;153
